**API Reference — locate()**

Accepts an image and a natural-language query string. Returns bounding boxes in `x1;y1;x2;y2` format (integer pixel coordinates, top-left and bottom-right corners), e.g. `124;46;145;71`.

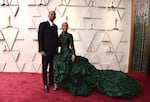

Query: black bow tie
51;25;55;30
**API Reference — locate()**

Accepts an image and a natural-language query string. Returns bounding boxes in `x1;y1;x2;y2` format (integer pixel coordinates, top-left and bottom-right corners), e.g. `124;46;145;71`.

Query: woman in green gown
53;22;140;98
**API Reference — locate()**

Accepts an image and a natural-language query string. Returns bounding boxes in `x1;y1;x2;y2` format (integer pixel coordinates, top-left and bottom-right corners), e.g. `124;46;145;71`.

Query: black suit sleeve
56;26;60;52
57;36;61;47
38;23;45;52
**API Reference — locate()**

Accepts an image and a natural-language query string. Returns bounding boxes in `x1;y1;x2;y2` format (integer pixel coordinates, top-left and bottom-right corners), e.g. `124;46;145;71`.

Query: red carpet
0;72;149;102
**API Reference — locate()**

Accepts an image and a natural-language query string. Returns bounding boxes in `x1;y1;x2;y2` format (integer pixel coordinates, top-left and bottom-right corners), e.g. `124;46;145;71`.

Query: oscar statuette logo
7;16;13;28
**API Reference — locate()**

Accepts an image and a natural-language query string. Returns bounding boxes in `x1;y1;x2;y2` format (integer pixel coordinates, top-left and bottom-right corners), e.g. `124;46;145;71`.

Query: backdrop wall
0;0;131;73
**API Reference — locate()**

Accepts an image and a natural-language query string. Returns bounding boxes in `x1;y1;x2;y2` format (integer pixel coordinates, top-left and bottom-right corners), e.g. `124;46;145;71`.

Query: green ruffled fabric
53;32;141;98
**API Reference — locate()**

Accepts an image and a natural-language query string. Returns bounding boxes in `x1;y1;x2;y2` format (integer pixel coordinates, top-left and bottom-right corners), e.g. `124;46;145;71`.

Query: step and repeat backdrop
0;0;131;73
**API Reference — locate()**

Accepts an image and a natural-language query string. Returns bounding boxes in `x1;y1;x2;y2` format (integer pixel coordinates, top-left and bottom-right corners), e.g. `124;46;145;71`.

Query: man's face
48;11;56;21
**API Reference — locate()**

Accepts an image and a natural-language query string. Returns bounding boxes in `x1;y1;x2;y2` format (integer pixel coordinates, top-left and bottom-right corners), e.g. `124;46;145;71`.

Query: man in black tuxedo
38;11;58;92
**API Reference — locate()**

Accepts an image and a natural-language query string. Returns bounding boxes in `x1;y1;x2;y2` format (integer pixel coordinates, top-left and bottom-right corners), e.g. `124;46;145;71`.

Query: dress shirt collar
48;20;54;26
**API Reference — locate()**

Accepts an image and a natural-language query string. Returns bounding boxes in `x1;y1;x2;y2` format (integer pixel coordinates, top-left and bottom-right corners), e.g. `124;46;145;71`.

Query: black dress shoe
43;85;49;92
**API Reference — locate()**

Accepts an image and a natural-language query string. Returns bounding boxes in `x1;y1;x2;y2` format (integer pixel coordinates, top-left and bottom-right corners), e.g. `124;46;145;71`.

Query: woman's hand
71;54;76;62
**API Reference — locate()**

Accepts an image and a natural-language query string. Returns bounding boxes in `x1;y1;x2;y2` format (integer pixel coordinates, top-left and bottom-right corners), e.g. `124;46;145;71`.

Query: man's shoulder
40;21;48;24
53;23;58;27
39;21;48;26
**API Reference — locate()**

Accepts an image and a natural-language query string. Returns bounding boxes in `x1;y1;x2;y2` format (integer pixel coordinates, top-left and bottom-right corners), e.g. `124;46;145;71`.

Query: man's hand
40;51;47;56
71;54;76;62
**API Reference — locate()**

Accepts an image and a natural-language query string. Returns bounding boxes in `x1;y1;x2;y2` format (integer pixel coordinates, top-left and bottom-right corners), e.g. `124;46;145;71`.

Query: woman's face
62;23;68;32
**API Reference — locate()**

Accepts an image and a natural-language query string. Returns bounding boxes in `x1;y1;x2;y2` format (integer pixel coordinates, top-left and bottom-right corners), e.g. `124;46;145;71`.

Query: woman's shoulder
66;32;73;37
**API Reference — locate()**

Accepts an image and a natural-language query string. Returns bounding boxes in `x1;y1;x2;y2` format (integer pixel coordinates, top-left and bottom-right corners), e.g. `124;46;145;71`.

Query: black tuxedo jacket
38;21;58;56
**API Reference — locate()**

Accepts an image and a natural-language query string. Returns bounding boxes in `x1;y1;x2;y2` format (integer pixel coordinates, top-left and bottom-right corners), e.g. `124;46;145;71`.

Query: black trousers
42;55;54;85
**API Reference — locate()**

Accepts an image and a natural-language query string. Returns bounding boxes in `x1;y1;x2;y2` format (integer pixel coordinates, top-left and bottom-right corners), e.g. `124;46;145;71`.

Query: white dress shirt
48;20;54;26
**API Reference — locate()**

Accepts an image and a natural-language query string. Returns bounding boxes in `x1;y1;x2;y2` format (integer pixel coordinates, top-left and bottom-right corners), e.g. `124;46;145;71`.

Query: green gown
53;32;140;98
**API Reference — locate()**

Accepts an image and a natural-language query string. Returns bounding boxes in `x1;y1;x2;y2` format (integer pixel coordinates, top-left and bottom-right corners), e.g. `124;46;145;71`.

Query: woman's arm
70;34;75;54
69;34;76;62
